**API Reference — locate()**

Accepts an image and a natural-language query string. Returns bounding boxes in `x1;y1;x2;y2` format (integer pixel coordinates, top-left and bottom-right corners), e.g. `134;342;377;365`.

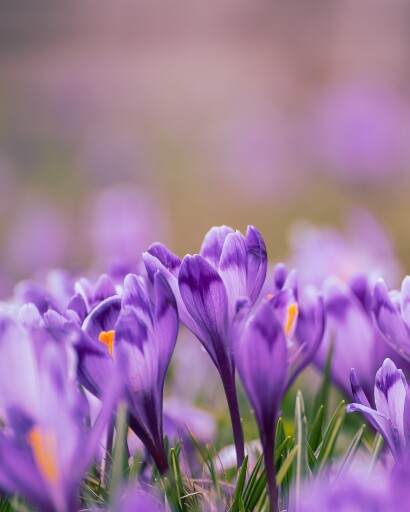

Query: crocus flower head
346;358;410;463
77;272;179;473
0;314;120;512
234;284;324;512
143;225;267;467
373;276;410;360
315;275;405;400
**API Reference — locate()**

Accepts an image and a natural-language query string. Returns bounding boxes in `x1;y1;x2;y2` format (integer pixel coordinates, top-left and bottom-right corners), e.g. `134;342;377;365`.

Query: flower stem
262;427;279;512
222;371;245;468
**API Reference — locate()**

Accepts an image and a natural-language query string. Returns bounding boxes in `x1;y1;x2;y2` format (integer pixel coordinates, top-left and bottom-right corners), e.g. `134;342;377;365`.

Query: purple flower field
1;3;410;511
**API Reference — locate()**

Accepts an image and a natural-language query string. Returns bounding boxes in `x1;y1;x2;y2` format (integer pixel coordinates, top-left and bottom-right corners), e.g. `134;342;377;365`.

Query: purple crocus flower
143;225;268;467
373;276;410;360
346;358;410;463
296;464;410;512
234;288;324;512
0;315;120;512
315;275;406;400
76;272;178;474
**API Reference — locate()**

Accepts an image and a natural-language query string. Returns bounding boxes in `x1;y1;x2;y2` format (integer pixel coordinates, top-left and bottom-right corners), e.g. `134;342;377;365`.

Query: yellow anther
285;303;298;337
27;427;59;484
99;330;115;357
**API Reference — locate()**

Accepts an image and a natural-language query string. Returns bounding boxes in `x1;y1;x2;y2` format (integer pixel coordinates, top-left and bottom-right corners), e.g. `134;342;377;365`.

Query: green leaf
292;391;309;512
307;444;317;471
242;454;264;510
276;445;298;486
367;433;384;477
274;436;292;465
309;405;324;452
170;448;186;511
110;401;129;496
231;455;248;512
313;343;334;419
337;424;366;478
274;417;286;453
317;400;346;475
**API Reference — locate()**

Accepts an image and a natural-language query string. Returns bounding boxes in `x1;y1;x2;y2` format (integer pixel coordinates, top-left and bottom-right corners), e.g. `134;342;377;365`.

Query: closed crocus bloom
76;272;178;474
0;315;120;512
373;276;410;360
234;290;323;512
143;225;267;467
346;358;410;463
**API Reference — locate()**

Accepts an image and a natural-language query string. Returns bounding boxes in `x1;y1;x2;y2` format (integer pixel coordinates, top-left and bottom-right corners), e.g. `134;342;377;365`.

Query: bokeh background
1;1;410;297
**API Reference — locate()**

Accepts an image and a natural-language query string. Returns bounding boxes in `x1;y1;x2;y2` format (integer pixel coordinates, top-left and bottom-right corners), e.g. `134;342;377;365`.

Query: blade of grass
337;424;366;478
317;400;346;475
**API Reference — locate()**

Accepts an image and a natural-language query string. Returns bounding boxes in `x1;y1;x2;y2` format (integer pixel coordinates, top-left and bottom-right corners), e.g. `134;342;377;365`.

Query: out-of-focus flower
347;358;410;463
313;82;410;184
289;210;400;288
210;110;297;200
85;185;168;279
315;275;407;400
115;485;164;512
77;272;178;474
144;225;268;467
373;276;410;360
0;315;120;512
296;464;410;512
5;197;71;278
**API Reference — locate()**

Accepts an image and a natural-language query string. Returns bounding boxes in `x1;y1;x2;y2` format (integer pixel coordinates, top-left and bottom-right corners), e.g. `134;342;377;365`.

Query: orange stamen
99;330;115;357
27;427;59;484
285;303;298;336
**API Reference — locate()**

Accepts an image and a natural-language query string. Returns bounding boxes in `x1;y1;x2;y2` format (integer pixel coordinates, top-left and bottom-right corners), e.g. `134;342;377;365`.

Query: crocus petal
219;232;248;317
0;434;52;512
66;293;88;324
199;225;234;269
82;296;121;342
374;358;407;439
153;272;179;380
373;279;410;357
145;243;182;278
115;307;156;394
273;263;287;292
235;301;288;427
143;251;200;337
401;276;410;327
244;225;268;304
122;274;153;326
179;255;230;365
75;333;116;398
94;274;117;304
346;402;399;459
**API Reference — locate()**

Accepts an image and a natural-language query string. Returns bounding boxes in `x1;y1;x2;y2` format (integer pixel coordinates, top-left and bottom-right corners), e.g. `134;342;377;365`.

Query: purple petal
346;402;398;458
179;255;230;364
199;225;234;269
153;272;179;379
76;332;116;397
244;226;267;304
122;274;153;326
273;263;287;292
374;358;407;439
145;243;182;278
219;232;248;317
143;250;199;336
374;279;410;357
94;274;117;304
82;296;121;342
401;276;410;326
66;293;88;323
235;301;288;426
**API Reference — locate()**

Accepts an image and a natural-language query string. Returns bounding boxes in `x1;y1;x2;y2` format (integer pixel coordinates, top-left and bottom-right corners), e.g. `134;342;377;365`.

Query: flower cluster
1;223;410;511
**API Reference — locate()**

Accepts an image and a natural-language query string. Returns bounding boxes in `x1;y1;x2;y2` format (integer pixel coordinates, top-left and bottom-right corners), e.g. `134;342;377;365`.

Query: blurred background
1;1;410;296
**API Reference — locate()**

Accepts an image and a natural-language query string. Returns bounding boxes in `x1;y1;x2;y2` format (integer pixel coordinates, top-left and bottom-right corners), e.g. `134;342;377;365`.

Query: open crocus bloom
0;315;120;512
76;271;179;474
347;358;410;463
